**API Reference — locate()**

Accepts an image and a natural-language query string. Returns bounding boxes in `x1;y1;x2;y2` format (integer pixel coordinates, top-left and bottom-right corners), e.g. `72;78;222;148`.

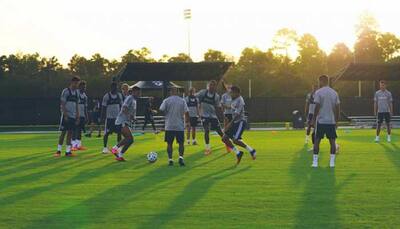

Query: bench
348;115;400;128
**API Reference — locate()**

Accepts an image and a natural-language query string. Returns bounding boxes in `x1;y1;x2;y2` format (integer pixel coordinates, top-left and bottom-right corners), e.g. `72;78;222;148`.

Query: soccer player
86;99;102;138
55;76;80;157
110;86;140;161
222;86;256;165
305;85;316;144
142;97;159;134
312;75;340;168
221;82;233;131
185;87;200;145
101;82;124;154
72;80;89;150
159;87;190;166
196;80;228;155
374;80;393;142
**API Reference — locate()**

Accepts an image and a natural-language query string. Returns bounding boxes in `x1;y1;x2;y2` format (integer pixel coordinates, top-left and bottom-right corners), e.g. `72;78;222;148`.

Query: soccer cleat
236;151;244;165
187;140;191;145
71;147;78;151
111;147;119;155
374;136;380;143
204;148;212;156
192;140;198;145
54;151;61;157
65;152;76;157
102;147;110;154
311;161;318;168
115;157;126;162
249;149;256;160
77;146;87;151
179;158;185;167
168;160;174;166
329;161;335;168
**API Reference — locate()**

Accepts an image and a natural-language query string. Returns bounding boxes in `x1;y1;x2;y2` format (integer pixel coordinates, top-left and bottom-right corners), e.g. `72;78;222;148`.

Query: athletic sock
232;146;241;155
169;158;173;162
57;144;62;151
117;152;123;158
313;154;318;162
179;156;184;159
205;144;210;150
245;145;254;153
66;145;72;153
330;154;336;161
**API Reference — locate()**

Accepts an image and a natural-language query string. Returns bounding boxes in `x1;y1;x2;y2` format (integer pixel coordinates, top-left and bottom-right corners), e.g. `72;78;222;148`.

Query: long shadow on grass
25;149;229;229
0;153;107;192
289;146;355;228
379;143;400;171
137;165;250;229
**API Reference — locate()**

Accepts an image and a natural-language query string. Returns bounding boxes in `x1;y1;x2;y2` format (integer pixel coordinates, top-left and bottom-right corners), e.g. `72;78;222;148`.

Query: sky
1;0;400;65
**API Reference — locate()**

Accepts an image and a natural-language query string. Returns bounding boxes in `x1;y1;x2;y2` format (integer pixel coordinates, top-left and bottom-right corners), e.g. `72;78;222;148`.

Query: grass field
0;129;399;228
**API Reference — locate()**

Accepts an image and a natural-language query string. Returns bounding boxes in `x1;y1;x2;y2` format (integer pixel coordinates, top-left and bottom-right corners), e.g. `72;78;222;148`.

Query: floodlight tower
184;8;192;88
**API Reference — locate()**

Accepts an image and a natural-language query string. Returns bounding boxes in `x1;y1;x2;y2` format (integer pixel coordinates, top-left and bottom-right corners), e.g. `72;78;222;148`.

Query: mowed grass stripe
0;130;399;228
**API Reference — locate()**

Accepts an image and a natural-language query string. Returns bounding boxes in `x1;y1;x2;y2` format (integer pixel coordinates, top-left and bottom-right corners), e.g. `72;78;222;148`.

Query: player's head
207;80;217;93
79;80;87;92
110;82;118;93
169;87;178;95
230;85;241;99
379;80;386;90
131;86;141;97
70;76;81;89
121;83;129;94
189;87;196;95
318;75;329;87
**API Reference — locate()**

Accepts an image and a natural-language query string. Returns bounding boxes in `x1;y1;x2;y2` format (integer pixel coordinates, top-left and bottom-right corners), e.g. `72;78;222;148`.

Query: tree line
1;13;399;99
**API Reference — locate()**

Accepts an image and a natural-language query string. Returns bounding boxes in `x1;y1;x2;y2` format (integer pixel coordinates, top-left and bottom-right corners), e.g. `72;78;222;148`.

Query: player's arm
373;93;377;116
312;103;320;127
61;101;68;120
100;95;107;121
305;101;309;116
335;104;340;128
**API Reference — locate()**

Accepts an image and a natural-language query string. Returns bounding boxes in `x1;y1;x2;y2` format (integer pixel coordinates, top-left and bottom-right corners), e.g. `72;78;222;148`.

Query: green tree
203;49;228;62
167;53;192;62
354;12;383;63
121;47;155;63
295;33;327;84
377;32;400;61
271;28;298;57
327;43;353;74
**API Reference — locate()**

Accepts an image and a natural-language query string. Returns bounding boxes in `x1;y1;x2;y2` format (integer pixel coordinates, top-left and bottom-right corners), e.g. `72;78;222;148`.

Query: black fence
0;97;398;125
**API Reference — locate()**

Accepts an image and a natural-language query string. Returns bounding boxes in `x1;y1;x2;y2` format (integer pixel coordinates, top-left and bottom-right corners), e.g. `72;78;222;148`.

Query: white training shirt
314;86;340;125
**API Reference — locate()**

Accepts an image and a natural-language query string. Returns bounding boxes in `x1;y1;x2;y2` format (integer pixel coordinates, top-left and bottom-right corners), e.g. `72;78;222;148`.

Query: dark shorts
144;114;154;121
59;117;76;131
77;117;86;131
91;112;100;125
315;123;337;139
201;117;221;131
224;114;233;122
225;120;246;140
377;112;391;124
164;131;184;144
105;118;118;134
307;113;314;122
189;117;198;127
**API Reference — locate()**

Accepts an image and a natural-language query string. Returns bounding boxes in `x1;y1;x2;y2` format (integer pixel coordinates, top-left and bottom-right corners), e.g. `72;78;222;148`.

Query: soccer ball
147;152;158;163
